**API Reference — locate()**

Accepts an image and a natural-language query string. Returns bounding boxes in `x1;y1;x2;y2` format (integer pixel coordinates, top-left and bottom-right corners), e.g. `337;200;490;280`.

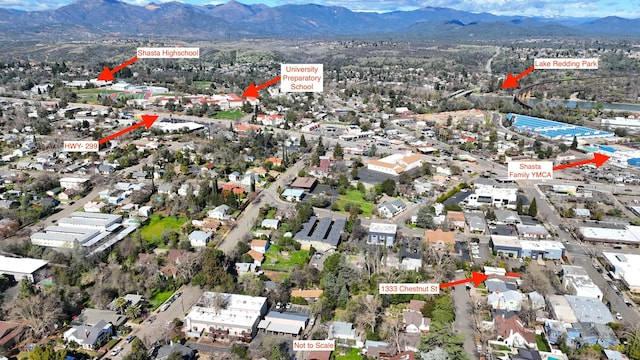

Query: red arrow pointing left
501;65;535;89
553;153;610;171
440;272;488;289
98;115;159;145
242;76;281;98
98;56;139;82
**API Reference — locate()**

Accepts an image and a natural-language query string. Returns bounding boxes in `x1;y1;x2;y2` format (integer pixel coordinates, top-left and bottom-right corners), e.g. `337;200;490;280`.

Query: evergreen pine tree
528;198;537;217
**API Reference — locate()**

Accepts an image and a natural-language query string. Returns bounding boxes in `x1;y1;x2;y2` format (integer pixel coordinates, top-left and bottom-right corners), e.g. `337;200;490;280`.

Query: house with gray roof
63;319;112;350
465;212;486;234
377;199;407;219
294;216;345;252
155;343;196;360
329;321;359;347
494;209;522;225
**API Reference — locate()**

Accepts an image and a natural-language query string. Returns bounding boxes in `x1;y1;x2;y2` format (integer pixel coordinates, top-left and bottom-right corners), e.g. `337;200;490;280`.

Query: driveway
451;271;478;359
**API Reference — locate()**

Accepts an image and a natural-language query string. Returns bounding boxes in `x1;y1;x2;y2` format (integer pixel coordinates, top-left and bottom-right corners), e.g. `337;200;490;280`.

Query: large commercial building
464;186;518;209
0;256;48;282
30;212;123;249
578;226;640;245
368;222;398;247
367;152;423;176
602;252;640;293
185;292;268;341
490;236;565;260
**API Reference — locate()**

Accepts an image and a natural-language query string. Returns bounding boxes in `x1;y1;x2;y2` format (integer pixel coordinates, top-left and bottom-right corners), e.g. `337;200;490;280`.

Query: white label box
534;58;598;70
281;64;323;92
379;283;440;295
137;47;200;59
63;141;99;152
508;161;553;180
293;340;334;351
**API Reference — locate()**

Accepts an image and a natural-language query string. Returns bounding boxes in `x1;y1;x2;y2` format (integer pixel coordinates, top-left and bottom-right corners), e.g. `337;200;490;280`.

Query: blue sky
2;0;639;18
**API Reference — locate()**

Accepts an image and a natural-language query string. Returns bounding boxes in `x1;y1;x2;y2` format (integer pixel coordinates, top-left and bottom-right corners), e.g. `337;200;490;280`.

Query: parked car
160;303;170;312
110;347;123;356
616;312;623;321
285;302;292;310
275;302;282;310
125;335;136;344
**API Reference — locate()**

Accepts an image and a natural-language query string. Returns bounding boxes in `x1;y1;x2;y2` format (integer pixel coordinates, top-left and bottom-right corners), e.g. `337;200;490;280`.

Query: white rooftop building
184;292;268;340
602;252;640;293
561;265;603;300
464;185;518;209
0;256;49;282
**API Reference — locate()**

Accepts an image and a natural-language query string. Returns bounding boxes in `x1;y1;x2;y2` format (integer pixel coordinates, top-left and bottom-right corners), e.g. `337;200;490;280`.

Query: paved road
451;271;478;359
114;285;203;358
217;158;308;254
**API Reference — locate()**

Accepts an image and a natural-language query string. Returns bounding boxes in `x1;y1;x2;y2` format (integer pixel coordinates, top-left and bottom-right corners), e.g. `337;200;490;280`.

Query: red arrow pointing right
553;153;610;171
440;272;488;289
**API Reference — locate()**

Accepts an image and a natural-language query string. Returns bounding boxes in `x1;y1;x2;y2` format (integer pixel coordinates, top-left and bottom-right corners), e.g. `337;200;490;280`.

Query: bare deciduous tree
8;293;63;339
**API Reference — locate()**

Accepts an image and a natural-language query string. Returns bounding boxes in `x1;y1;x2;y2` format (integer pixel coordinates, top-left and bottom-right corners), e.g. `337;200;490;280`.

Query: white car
616;312;623;321
111;347;123;356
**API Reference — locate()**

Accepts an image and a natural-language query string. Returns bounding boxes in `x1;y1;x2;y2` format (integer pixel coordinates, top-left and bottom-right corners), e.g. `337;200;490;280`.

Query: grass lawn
262;245;310;271
335;189;374;216
149;290;173;310
73;88;121;95
140;214;187;245
212;110;243;120
266;209;277;219
335;348;362;360
536;334;551;352
193;81;211;88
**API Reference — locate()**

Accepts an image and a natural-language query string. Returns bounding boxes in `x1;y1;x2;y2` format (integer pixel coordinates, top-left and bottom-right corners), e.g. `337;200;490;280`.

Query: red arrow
553;153;610;171
242;76;281;98
440;272;488;289
98;115;159;145
501;65;535;89
97;56;139;81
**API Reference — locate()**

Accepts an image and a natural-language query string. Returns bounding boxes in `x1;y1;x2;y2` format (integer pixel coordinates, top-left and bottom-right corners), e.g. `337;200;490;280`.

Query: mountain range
0;0;639;41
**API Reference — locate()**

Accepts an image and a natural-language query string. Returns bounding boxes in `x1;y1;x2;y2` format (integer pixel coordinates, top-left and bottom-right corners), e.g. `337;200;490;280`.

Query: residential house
228;171;241;182
401;242;422;271
208;204;230;220
487;290;525;311
235;262;258;276
486;278;518;293
97;164;116;175
495;314;536;349
566;322;617;348
329;321;359;348
188;230;212;247
516;224;551;240
545;319;568;345
367;152;423;176
424;228;455;251
528;291;546;310
413;180;432;196
261;219;279;230
63;320;113;350
72;309;127;328
308;156;332;177
402;309;431;333
494;209;522;225
377;199;407;218
258;311;308;337
139;206;153;217
368;222;397;247
0;321;25;350
265;157;283;167
446;211;466;230
291;289;323;301
364;340;390;358
466;212;486;234
291;177;318;192
246;249;264;266
155;343;196;360
282;188;305;202
250;239;270;254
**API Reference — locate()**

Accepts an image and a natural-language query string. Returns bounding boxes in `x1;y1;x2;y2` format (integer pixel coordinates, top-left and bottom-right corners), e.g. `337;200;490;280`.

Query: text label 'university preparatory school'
137;47;200;59
281;64;323;92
